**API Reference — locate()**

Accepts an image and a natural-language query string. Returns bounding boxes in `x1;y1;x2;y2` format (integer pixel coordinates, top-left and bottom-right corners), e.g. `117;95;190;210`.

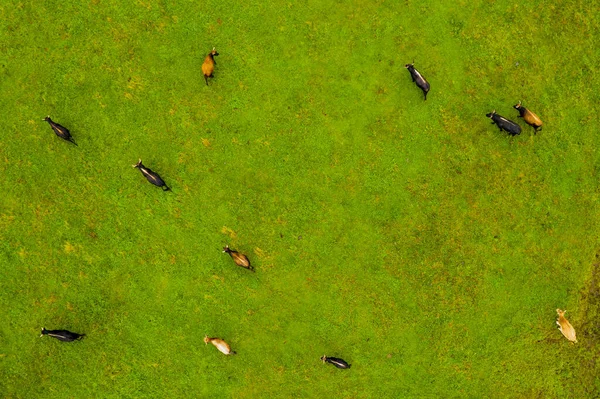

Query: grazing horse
486;110;521;136
132;159;170;191
405;62;430;100
40;327;85;342
223;245;254;272
513;101;543;133
204;336;236;355
43;116;77;145
321;355;351;369
202;48;220;86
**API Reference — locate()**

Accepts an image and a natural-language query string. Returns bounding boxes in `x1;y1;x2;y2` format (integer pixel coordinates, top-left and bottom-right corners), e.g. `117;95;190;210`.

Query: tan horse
556;309;577;343
202;48;219;86
514;101;543;133
223;245;254;272
204;336;236;355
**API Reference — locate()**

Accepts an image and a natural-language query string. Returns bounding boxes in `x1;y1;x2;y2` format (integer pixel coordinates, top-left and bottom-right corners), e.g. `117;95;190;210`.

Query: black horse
43;116;77;145
40;327;85;342
321;355;351;369
132;159;170;191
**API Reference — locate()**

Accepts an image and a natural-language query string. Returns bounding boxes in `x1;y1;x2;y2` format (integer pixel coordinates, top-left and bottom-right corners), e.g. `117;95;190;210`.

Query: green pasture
1;0;600;397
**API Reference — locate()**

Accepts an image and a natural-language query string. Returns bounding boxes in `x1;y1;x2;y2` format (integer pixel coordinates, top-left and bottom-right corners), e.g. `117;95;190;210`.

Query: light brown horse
223;245;254;271
202;48;219;85
204;336;236;355
556;309;577;343
514;101;543;133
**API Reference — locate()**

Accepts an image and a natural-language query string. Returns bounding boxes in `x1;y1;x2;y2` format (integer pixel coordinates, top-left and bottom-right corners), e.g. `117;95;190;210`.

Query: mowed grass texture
1;0;600;397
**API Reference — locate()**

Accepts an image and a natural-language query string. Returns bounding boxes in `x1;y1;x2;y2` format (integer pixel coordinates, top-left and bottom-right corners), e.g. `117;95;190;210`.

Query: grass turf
1;0;600;397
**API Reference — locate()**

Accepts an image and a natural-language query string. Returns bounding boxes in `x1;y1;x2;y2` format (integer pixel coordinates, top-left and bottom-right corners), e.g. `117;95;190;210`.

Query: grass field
2;0;600;397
